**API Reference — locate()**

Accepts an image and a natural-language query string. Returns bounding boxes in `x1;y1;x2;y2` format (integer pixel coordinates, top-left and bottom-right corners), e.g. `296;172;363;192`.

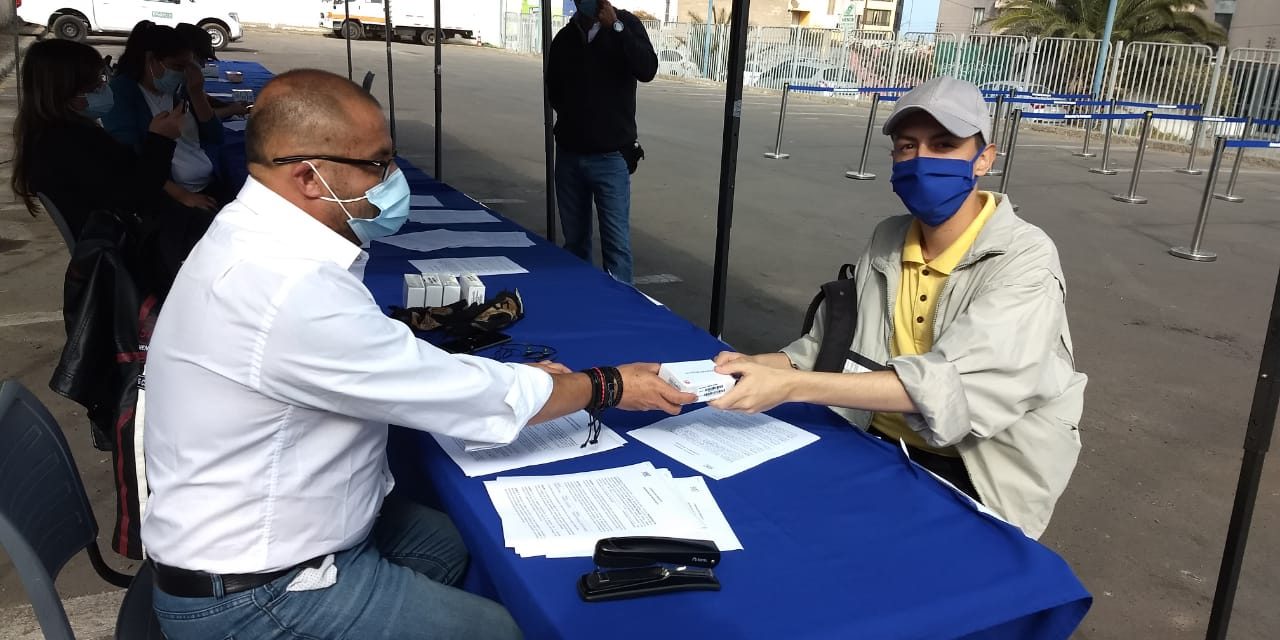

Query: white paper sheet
410;195;443;208
407;209;499;225
222;119;248;131
629;407;820;480
483;462;703;558
432;412;625;477
672;476;743;551
373;229;534;252
407;256;529;276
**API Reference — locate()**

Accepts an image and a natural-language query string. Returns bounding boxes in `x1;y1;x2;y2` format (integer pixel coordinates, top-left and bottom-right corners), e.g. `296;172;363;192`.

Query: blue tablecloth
218;61;1091;640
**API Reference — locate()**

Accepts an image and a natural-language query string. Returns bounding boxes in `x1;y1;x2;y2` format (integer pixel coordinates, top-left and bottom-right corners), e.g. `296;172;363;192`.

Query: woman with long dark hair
11;39;208;297
11;38;183;234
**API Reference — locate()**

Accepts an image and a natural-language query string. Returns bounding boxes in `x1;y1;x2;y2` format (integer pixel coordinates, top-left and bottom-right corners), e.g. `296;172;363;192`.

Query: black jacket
28;122;176;237
49;211;159;560
547;11;658;154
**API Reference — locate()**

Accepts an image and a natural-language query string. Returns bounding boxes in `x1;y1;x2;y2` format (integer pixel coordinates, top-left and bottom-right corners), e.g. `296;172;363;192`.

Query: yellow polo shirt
869;192;997;457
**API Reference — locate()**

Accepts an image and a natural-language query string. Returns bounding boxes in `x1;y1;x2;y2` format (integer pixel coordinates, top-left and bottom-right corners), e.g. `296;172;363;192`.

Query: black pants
868;426;981;502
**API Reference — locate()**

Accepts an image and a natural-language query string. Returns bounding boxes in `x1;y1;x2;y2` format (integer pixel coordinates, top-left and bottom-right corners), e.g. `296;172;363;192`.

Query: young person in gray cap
706;76;1086;540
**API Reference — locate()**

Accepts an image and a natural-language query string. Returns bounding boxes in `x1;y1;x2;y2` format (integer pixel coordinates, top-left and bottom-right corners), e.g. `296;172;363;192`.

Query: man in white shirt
142;68;694;640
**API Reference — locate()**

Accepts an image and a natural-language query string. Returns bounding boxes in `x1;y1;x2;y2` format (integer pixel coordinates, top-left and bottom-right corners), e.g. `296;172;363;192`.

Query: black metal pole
1206;268;1280;640
344;0;353;81
708;0;751;338
434;0;442;179
384;0;397;146
541;7;556;243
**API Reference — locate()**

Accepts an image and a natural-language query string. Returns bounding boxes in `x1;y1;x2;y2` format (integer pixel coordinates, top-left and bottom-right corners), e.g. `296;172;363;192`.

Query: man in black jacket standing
547;0;657;284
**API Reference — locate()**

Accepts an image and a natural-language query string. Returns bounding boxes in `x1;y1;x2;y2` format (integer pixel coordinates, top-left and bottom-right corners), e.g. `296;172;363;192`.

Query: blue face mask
77;84;114;120
889;149;984;227
152;61;184;95
306;161;411;244
576;0;599;20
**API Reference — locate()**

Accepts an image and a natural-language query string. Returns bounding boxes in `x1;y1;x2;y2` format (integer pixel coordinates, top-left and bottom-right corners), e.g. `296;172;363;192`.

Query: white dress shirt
140;85;214;191
141;177;553;573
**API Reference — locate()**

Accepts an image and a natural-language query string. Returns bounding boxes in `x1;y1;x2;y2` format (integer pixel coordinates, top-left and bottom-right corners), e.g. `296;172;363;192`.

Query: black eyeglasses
272;153;397;181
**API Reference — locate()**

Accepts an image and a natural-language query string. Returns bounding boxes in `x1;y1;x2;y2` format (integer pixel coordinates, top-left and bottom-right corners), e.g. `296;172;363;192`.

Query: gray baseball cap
882;76;991;143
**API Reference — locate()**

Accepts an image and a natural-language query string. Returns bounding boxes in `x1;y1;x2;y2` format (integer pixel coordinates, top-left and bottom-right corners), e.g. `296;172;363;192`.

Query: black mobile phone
440;331;511;355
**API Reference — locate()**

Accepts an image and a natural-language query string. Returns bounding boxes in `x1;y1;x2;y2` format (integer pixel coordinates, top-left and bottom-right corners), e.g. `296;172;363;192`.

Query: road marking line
0;311;62;328
633;273;682;285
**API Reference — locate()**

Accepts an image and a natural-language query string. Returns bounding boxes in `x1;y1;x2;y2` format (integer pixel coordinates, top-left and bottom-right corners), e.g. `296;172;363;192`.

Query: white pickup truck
18;0;244;50
321;0;481;46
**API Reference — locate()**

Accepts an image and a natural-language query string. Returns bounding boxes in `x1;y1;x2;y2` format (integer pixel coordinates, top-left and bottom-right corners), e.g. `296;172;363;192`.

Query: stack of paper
408;209;499;224
432;412;625;477
629;407;820;480
374;229;535;252
409;256;528;276
485;462;743;558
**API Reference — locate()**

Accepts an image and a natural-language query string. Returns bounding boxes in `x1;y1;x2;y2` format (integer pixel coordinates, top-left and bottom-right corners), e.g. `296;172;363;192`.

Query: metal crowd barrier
764;84;908;161
1170;137;1280;262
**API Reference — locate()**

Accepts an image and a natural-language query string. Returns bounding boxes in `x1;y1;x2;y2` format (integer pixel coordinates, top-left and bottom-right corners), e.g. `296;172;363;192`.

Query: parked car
18;0;243;50
657;47;698;78
978;80;1067;119
752;60;860;91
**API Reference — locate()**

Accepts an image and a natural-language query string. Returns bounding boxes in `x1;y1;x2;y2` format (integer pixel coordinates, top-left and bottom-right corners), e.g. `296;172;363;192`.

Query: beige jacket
782;194;1086;539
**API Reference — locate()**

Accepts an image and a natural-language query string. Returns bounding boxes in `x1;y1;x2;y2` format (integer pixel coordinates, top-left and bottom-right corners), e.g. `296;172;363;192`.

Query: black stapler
577;536;721;602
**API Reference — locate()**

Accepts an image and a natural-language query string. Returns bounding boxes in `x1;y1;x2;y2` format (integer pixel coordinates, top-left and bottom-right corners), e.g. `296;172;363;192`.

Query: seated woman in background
174;22;251;121
104;22;227;211
11;39;208;297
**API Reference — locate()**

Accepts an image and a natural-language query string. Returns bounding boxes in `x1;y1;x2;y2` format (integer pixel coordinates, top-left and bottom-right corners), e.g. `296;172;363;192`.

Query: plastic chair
36;192;77;254
362;70;376;92
0;380;164;639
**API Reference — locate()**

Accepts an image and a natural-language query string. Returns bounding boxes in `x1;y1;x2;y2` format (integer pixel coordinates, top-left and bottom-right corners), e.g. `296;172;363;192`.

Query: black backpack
801;264;887;374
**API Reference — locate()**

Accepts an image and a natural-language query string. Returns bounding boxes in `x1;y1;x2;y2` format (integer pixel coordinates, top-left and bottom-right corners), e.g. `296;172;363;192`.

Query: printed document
408;209;499;225
408;256;528;276
432;412;624;477
629;407;819;480
374;229;534;252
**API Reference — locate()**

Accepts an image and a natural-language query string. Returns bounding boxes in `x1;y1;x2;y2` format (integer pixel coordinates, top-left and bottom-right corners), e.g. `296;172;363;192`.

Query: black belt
152;556;327;598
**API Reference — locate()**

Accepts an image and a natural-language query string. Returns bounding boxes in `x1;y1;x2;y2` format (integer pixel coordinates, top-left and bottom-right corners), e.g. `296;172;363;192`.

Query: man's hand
148;102;186;139
174;189;218;212
526;361;572;375
708;359;800;414
598;0;618;28
616;363;696;414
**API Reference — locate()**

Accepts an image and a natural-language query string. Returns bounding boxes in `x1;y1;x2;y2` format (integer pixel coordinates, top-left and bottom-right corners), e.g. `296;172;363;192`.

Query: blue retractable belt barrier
1115;100;1201;111
1225;139;1280;149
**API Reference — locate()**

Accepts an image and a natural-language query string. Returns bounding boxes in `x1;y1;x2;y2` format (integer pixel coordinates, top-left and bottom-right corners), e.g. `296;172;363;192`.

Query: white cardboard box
439;274;462;306
659;360;737;403
422;273;445;307
459;274;485;305
403;274;425;307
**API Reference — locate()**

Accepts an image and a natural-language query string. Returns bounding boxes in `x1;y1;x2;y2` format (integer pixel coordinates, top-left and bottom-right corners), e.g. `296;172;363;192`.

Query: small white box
439;274;462;306
459;274;485;305
659;360;737;403
402;274;425;307
422;273;445;307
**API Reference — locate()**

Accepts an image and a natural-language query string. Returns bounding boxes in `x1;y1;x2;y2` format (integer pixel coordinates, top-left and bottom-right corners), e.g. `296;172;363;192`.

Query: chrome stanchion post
997;90;1015;157
1214;117;1251;203
845;92;880;180
1089;99;1118;176
763;82;792;159
987;95;1006;177
1112;110;1154;204
1170;136;1228;262
1073;103;1097;158
1176;116;1205;175
998;109;1022;197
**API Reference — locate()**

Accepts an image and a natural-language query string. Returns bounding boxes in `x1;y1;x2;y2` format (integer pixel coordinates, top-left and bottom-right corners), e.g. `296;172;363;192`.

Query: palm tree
990;0;1226;46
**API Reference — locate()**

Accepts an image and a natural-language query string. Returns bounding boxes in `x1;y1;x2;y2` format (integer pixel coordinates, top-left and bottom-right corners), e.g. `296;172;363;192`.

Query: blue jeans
151;493;521;640
555;147;634;284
